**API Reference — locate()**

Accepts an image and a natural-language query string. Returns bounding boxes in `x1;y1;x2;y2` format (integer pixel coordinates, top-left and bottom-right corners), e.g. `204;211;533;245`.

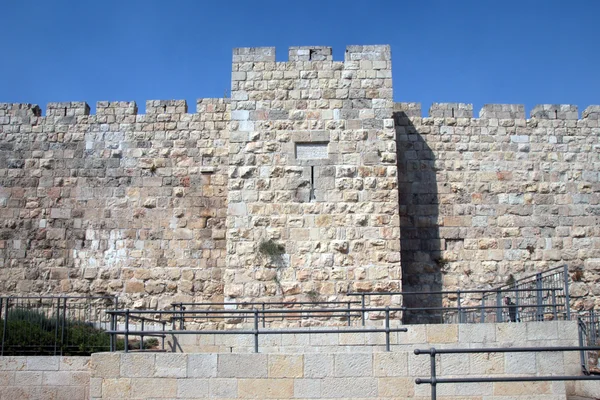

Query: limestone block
320;377;378;398
209;378;238;398
237;378;294;398
13;371;39;386
268;354;303;378
154;353;187;378
304;353;334;378
187;354;217;378
334;353;372;377
458;323;496;343
120;354;155;378
496;322;527;345
377;377;415;397
505;352;536;374
426;324;458;343
26;356;59;371
536;351;565;375
91;353;121;378
42;370;88;386
102;378;132;398
373;352;408;376
493;381;553;395
217;354;267;378
294;378;322;398
0;357;26;371
131;377;177;399
469;352;504;375
54;386;86;400
177;378;209;398
90;377;102;398
527;321;558;341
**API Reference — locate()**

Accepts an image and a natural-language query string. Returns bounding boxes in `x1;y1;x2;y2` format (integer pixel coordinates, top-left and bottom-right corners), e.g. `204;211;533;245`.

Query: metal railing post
457;290;463;324
551;288;558;320
253;309;259;353
591;311;597;345
536;273;543;321
180;305;184;330
124;309;130;353
262;303;266;328
578;319;588;374
54;297;60;355
347;301;351;327
361;294;365;326
496;290;503;323
430;348;437;400
480;296;485;323
564;265;571;320
514;287;520;322
140;319;144;350
172;304;176;330
1;298;7;356
60;298;67;356
385;306;390;352
110;312;116;352
162;321;166;351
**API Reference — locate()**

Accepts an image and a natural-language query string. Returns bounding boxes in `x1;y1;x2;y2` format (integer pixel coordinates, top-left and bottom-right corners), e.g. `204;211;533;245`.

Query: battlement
96;101;138;115
429;103;473;118
232;45;391;63
395;102;600;121
0;103;41;117
46;102;90;117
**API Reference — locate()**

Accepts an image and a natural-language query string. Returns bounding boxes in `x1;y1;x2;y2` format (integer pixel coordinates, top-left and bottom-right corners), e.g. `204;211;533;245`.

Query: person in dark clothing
504;296;517;322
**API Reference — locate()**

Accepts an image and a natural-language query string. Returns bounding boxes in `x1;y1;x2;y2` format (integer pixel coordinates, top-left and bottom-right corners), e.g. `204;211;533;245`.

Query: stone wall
1;45;600;315
396;102;600;315
226;45;401;303
90;321;592;399
0;356;90;399
0;99;229;308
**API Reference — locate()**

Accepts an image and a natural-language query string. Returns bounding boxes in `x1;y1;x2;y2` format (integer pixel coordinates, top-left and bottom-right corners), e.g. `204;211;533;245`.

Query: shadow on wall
394;107;442;324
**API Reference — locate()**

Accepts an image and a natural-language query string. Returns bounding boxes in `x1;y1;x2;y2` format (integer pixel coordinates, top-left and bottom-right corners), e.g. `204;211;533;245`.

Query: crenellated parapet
288;46;332;61
429;103;473;118
530;104;578;120
0;103;41;117
96;101;138;116
392;102;600;122
479;104;525;119
46;102;90;117
145;100;188;114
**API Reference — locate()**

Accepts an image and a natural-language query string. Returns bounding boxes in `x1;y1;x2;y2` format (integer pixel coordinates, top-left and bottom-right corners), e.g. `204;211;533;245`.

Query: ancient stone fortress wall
0;99;229;309
1;45;600;314
396;102;600;311
226;45;401;303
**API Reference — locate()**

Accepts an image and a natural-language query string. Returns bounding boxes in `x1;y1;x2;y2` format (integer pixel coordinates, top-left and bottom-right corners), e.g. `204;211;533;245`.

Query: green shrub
0;309;161;356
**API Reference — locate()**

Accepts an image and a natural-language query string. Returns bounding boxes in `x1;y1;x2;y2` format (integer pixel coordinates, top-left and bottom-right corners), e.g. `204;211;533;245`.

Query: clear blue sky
1;0;598;116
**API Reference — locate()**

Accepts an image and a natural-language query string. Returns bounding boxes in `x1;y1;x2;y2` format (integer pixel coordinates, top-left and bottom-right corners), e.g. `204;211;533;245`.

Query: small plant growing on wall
258;239;285;263
506;274;516;286
306;289;320;302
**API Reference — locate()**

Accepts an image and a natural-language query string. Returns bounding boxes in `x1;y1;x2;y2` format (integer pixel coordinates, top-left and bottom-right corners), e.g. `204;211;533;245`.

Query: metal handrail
349;265;571;324
107;306;406;353
414;345;600;400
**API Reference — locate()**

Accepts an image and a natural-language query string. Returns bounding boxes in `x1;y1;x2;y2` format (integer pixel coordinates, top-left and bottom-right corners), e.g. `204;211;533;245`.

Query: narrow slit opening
309;165;316;202
451;108;455;118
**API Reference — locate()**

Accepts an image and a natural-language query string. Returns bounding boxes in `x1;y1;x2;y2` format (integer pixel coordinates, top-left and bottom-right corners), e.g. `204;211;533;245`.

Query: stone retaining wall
0;356;90;399
90;321;598;399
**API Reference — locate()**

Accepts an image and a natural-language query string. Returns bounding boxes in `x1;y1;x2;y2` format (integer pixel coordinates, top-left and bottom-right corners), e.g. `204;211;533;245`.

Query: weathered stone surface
2;44;600;320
